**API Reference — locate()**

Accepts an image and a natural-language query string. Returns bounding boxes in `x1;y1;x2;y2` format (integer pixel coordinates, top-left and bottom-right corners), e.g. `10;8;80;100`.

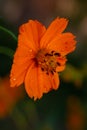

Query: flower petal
56;57;67;72
25;63;59;100
40;17;68;48
10;46;33;87
19;20;46;51
10;20;46;87
49;73;60;90
25;63;42;100
47;33;76;56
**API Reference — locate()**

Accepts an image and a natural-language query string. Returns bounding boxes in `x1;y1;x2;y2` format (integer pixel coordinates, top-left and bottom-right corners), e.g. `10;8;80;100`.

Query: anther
51;71;54;75
45;53;53;56
51;51;55;54
44;59;47;62
54;52;61;56
46;72;49;75
41;68;44;71
57;62;61;66
53;69;56;72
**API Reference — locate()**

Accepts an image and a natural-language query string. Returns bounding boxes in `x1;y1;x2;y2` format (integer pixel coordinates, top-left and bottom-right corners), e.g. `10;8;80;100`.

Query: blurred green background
0;0;87;130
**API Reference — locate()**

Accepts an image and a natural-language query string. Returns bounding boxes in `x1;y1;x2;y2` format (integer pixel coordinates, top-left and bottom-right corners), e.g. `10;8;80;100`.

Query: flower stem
0;26;17;41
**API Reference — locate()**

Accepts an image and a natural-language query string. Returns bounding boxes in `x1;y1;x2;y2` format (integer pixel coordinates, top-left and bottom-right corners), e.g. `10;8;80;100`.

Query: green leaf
0;46;14;58
0;26;17;41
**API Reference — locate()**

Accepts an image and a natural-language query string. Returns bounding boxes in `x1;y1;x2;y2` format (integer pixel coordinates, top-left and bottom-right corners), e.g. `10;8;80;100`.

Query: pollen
35;49;61;75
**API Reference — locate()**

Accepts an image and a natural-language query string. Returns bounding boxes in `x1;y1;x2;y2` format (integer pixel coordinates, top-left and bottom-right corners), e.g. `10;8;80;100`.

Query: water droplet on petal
13;78;16;81
29;49;33;52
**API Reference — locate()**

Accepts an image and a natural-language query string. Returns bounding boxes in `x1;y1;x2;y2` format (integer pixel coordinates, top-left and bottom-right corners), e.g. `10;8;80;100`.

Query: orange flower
10;18;76;100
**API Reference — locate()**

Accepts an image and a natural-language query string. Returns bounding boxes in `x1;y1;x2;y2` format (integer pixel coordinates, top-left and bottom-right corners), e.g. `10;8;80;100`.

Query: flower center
35;49;61;75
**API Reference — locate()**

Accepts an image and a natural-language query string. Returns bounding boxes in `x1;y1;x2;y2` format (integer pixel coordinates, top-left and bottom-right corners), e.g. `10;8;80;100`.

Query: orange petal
25;63;43;100
56;65;66;72
19;20;46;51
40;17;68;48
47;32;76;56
10;60;32;87
56;57;67;72
14;45;35;60
25;63;59;100
10;46;33;87
49;73;60;90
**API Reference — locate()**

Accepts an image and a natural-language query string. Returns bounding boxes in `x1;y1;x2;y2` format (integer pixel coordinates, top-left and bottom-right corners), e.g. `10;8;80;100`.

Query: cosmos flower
10;18;76;100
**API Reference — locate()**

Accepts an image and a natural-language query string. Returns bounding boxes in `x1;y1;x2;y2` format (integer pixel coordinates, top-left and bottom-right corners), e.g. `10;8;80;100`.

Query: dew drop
13;78;16;81
29;49;33;52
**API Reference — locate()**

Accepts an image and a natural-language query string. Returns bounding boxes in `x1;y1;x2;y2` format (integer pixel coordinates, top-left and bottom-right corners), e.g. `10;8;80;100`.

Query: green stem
0;26;17;41
0;46;14;58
